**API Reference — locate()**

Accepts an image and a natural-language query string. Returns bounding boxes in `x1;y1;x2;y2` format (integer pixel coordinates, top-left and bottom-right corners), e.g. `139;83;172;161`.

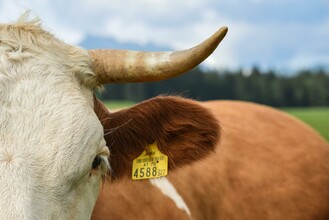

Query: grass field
104;100;135;110
104;101;328;142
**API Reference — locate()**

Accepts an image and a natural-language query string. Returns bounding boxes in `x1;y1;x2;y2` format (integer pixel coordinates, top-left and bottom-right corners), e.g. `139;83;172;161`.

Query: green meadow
104;101;328;142
104;100;135;110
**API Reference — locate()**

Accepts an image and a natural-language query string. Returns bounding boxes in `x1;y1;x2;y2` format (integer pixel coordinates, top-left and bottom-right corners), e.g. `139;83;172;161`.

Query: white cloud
0;0;328;71
286;54;329;70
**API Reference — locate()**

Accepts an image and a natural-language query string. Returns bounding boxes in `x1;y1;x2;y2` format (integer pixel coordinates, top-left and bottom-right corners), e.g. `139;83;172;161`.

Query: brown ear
94;96;220;180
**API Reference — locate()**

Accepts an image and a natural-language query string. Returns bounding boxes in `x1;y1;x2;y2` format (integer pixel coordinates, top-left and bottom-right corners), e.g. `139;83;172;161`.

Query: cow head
0;13;227;219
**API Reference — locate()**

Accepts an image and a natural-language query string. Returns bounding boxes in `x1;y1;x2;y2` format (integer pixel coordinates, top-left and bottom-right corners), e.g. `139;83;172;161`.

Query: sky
1;0;329;72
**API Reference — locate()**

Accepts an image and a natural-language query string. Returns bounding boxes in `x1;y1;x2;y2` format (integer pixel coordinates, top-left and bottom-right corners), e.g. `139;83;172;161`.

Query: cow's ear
94;96;220;181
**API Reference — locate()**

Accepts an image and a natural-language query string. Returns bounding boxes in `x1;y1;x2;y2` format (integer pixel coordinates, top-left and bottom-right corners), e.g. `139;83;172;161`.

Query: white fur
0;13;107;219
150;177;191;218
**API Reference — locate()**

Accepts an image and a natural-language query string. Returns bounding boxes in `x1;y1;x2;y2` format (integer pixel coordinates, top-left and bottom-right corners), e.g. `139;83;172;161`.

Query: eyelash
91;154;110;177
92;155;103;169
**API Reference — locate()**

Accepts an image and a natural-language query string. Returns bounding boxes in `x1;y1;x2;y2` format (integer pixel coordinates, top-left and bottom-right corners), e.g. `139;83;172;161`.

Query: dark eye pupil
92;155;102;169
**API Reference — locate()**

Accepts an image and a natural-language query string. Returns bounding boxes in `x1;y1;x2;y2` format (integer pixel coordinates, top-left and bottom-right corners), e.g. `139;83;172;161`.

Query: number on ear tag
132;143;168;180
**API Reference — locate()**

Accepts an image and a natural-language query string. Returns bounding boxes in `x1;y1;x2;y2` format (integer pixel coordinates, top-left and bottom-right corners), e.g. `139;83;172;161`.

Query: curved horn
89;27;228;84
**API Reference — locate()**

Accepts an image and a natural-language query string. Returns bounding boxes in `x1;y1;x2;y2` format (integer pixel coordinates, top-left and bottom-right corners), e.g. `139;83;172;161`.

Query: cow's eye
92;155;102;169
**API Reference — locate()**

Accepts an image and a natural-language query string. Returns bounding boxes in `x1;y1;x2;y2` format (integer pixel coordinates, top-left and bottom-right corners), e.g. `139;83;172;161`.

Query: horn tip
217;26;228;37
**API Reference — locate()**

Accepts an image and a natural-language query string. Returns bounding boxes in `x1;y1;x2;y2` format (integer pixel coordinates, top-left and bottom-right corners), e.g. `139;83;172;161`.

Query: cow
0;13;224;219
92;99;329;220
0;13;328;220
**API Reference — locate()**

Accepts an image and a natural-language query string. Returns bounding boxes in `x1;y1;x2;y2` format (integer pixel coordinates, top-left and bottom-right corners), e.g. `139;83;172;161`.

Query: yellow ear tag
132;143;168;180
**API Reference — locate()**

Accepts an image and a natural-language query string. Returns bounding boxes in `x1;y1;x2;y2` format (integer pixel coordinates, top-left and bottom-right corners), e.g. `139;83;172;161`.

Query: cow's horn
89;26;228;84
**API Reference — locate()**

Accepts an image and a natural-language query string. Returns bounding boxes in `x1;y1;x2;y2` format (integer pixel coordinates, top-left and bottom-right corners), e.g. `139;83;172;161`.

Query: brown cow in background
92;96;329;220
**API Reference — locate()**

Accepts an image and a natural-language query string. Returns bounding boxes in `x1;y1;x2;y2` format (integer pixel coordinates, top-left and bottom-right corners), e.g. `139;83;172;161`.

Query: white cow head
0;13;227;219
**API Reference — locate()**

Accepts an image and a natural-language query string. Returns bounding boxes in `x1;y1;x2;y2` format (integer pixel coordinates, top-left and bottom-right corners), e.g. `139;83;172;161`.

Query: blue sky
1;0;329;72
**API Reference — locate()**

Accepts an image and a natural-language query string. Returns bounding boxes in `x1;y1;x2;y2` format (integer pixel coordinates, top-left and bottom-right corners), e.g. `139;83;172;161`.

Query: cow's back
92;101;329;220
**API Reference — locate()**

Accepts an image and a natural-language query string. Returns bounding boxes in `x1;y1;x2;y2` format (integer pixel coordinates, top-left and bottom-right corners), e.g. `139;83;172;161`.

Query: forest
98;67;329;107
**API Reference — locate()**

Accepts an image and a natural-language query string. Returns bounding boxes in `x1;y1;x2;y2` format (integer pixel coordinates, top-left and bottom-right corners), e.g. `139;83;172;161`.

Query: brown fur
94;96;220;180
92;99;329;220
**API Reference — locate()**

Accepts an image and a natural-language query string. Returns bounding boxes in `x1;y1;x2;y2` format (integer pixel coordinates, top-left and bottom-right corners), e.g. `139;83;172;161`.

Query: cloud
1;0;328;71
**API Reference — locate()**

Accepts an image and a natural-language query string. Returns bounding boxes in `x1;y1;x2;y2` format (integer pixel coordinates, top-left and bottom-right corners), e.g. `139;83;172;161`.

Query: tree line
98;67;329;107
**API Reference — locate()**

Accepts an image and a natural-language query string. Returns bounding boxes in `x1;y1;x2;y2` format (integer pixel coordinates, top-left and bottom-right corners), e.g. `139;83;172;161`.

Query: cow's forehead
0;14;103;181
0;74;103;173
